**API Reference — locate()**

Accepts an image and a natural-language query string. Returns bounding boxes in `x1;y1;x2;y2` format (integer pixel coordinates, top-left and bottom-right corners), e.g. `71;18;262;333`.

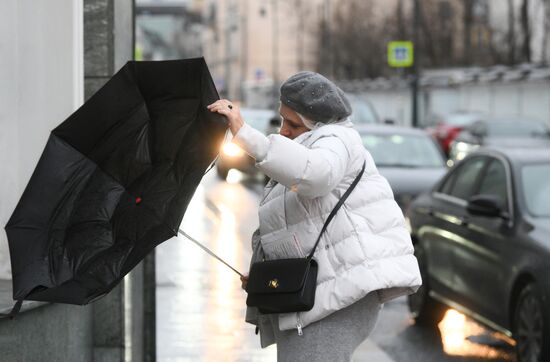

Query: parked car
358;125;447;212
448;117;550;164
216;108;276;180
347;94;381;124
407;147;550;362
426;111;486;156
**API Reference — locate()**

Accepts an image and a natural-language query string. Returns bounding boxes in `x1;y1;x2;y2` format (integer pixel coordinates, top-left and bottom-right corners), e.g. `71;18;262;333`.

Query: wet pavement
156;170;517;362
156;171;273;361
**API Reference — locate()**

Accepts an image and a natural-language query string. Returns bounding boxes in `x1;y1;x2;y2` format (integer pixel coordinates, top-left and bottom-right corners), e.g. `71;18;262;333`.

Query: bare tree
508;0;517;64
316;0;394;79
463;0;475;64
396;0;407;39
313;0;537;80
418;0;439;65
416;0;463;67
520;0;532;62
543;0;550;62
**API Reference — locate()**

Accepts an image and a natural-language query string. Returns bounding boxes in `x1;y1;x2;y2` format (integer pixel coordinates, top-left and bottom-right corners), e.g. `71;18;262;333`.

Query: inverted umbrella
4;57;227;313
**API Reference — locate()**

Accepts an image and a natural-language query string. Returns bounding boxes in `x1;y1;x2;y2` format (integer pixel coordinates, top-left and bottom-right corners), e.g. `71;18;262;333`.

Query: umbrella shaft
177;229;244;278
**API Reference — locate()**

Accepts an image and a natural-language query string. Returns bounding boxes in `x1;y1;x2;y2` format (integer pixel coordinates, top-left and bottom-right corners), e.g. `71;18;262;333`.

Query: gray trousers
269;292;382;362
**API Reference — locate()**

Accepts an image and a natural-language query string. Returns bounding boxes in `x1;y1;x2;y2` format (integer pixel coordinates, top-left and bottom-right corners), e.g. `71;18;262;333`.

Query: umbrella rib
203;155;220;176
177;228;243;277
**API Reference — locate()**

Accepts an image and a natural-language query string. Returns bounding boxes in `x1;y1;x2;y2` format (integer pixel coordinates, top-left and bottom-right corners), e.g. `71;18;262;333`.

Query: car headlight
451;141;479;161
455;141;472;152
222;142;244;157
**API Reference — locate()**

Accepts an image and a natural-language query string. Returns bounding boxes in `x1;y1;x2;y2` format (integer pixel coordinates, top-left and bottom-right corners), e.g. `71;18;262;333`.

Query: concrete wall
0;0;84;280
358;79;550;127
0;1;153;362
84;0;135;96
0;304;94;362
361;88;414;126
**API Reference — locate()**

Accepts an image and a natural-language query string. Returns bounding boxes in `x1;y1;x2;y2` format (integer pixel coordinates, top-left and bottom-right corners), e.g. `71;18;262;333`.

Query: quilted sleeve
234;123;349;198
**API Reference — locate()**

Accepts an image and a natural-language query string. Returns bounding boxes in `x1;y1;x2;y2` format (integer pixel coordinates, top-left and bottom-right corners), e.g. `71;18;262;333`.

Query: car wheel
217;165;229;181
407;243;447;326
513;283;549;362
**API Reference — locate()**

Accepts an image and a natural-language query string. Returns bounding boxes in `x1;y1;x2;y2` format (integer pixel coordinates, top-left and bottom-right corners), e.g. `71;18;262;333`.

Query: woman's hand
207;99;244;136
240;274;249;291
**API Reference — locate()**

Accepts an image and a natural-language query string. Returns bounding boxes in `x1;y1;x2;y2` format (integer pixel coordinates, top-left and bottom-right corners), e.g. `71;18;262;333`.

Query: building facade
0;1;84;280
0;1;153;360
201;0;327;107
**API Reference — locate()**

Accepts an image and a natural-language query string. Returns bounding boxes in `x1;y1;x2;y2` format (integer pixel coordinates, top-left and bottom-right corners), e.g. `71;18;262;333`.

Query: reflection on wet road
439;310;515;361
156;173;274;361
156;171;517;362
370;298;516;362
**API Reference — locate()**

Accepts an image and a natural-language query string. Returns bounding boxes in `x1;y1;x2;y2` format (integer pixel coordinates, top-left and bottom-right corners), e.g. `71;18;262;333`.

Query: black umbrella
4;58;227;314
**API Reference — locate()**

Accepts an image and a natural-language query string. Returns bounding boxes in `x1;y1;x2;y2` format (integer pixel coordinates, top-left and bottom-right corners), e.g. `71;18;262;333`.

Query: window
440;172;457;195
477;159;508;211
522;163;550;217
362;133;445;168
439;157;486;200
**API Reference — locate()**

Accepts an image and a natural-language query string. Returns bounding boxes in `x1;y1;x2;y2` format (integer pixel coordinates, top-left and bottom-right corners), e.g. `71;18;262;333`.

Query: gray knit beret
280;71;352;124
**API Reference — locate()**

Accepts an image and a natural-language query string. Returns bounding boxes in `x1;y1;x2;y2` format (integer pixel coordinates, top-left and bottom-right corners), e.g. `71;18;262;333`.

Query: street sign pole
412;0;420;128
387;40;416;126
411;72;418;128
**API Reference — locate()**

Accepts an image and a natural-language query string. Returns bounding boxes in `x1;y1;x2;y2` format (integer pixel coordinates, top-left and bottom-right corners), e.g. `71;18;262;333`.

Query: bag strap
307;160;366;260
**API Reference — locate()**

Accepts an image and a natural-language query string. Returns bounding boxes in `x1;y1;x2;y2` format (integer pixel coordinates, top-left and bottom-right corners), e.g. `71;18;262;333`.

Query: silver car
357;124;447;212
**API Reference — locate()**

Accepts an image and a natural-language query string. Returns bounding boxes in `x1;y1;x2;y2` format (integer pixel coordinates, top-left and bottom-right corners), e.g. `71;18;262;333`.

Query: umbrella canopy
5;57;226;305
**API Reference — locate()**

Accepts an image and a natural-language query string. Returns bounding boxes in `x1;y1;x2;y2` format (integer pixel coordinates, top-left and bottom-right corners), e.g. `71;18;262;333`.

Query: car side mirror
467;194;503;218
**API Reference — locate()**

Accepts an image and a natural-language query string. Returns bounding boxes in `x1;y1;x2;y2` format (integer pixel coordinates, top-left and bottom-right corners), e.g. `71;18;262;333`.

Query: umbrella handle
178;229;244;278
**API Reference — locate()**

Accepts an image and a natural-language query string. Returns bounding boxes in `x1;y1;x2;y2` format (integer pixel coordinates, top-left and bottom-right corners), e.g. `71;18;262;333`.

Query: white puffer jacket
234;120;422;339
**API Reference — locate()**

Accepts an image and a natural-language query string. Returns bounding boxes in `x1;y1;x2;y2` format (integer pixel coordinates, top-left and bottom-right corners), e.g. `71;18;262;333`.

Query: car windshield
487;121;549;138
348;97;379;124
521;163;550;217
361;133;444;168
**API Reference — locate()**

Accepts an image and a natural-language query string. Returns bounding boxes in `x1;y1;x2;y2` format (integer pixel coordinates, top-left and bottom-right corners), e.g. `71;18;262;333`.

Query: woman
208;71;421;361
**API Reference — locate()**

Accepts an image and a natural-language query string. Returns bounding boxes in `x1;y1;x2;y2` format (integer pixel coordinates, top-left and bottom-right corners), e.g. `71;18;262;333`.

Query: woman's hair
297;113;317;130
297;112;351;130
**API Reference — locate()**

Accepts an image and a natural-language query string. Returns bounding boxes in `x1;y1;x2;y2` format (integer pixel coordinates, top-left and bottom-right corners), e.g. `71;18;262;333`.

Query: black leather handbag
245;161;366;314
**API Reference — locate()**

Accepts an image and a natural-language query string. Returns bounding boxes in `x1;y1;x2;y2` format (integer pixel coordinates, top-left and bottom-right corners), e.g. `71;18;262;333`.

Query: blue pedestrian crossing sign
388;41;414;67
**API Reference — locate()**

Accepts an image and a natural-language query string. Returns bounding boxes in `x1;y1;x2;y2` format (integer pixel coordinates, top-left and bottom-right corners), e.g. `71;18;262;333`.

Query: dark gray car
407;147;550;362
448;118;550;165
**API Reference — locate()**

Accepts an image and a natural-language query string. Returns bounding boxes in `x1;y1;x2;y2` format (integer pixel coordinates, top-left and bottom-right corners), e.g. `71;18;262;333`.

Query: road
156;170;517;362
